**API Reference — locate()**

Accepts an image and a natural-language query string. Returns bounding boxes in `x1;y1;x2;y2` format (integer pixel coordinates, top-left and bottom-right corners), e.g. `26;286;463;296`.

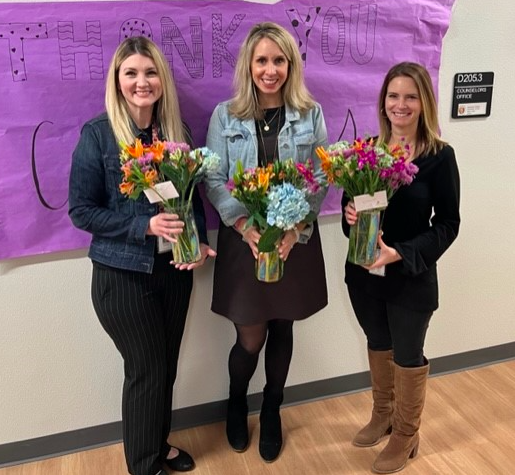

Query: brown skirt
211;222;328;324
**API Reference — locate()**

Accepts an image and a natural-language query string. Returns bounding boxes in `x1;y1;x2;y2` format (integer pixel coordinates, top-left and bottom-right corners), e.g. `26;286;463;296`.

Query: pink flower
226;179;235;191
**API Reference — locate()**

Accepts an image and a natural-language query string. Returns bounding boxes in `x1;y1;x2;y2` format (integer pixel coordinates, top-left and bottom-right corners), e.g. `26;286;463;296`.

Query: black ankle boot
259;408;282;462
226;395;249;452
259;389;283;462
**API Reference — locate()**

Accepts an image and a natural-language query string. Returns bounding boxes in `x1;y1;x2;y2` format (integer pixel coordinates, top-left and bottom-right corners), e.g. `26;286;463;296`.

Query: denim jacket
68;113;207;274
205;101;328;237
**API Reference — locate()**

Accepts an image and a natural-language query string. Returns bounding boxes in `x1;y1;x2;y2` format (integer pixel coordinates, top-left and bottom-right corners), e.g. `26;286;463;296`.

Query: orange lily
126;139;144;158
119;181;134;196
316;146;335;183
144;169;158;186
257;169;270;191
121;164;132;179
149;141;165;163
353;138;365;151
389;142;408;160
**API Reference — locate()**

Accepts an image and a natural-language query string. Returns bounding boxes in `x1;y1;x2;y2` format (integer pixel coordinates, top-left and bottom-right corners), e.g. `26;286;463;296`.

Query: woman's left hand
173;243;217;271
278;229;299;261
364;233;402;270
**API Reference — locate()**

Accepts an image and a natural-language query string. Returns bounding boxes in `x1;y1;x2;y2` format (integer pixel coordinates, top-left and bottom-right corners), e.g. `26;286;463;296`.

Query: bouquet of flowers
229;158;324;282
315;137;417;200
316;138;418;266
119;139;220;263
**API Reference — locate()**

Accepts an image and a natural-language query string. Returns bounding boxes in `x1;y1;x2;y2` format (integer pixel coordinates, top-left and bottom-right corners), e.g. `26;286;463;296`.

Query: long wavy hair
377;62;446;157
229;22;315;120
105;36;185;144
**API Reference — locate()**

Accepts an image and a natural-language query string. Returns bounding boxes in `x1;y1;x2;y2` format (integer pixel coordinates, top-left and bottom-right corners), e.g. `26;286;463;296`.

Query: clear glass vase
255;248;284;283
348;208;381;266
168;204;201;264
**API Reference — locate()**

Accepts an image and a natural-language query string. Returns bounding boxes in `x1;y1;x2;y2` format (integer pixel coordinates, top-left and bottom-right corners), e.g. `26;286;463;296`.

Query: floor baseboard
1;341;514;468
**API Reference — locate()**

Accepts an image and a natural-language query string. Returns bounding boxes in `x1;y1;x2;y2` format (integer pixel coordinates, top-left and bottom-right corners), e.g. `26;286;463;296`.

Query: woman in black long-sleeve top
342;62;460;474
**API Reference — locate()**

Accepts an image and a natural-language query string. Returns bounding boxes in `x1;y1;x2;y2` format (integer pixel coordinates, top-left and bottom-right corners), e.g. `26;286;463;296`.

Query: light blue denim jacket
205;100;328;238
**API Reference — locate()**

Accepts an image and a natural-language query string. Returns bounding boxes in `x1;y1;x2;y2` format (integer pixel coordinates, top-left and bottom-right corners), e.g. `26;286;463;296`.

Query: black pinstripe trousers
91;263;193;475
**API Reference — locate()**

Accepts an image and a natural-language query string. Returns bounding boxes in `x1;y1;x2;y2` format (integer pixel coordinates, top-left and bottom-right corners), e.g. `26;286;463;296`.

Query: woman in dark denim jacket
69;37;215;475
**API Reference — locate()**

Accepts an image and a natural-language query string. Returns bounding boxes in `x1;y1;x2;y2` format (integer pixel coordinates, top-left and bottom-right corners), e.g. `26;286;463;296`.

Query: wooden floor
2;360;515;475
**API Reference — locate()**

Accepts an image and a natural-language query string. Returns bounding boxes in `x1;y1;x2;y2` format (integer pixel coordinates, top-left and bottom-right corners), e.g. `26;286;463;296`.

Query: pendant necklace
261;107;280;132
258;106;282;165
151;122;159;142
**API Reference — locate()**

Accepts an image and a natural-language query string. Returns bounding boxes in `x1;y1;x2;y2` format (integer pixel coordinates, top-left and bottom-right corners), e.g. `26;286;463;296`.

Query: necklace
258;107;282;165
137;122;159;145
261;107;280;132
152;122;159;142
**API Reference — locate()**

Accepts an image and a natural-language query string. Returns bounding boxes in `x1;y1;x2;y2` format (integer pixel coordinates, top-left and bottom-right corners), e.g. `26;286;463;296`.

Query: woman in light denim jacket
206;101;327;230
68;37;215;475
205;22;328;463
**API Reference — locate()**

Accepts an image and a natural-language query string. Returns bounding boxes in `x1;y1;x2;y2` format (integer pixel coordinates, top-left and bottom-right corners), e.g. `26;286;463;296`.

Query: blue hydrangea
196;147;221;174
266;183;310;230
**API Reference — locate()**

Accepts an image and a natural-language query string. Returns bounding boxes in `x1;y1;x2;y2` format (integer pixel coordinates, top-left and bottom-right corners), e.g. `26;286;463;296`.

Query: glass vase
347;208;381;266
168;204;201;264
255;248;284;283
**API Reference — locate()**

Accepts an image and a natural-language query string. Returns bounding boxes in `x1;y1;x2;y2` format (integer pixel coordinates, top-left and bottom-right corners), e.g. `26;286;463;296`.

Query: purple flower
164;142;191;154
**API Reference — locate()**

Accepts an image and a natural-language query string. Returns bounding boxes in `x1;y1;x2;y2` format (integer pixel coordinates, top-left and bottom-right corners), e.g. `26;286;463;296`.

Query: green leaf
304;211;317;223
129;188;142;200
258;226;282;252
253;213;268;230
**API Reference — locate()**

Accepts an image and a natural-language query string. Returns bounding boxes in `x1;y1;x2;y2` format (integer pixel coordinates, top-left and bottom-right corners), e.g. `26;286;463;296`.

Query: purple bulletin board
0;0;454;259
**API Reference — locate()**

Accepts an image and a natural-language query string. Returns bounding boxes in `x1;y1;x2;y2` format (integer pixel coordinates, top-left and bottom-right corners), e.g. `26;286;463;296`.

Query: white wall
1;0;515;445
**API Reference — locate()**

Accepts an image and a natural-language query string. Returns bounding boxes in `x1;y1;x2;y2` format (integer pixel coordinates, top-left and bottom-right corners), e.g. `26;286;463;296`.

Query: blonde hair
229;22;315;119
377;62;446;157
105;37;185;144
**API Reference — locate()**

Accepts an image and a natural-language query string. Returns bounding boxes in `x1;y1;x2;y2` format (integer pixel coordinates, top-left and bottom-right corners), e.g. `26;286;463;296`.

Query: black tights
228;319;293;398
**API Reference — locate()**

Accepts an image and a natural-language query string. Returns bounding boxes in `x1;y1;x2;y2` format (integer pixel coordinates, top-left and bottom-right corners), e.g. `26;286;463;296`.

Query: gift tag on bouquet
354;190;388;212
144;181;179;203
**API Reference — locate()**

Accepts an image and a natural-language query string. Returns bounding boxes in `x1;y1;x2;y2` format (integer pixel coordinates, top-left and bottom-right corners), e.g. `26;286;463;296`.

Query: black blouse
341;144;460;312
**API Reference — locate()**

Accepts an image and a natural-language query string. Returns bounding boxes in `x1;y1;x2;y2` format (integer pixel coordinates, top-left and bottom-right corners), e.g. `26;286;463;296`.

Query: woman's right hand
234;217;260;259
344;201;358;226
147;212;184;242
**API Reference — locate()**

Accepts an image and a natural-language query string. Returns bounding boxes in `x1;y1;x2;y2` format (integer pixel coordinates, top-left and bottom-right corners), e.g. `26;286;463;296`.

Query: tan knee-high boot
372;361;429;474
353;349;394;447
